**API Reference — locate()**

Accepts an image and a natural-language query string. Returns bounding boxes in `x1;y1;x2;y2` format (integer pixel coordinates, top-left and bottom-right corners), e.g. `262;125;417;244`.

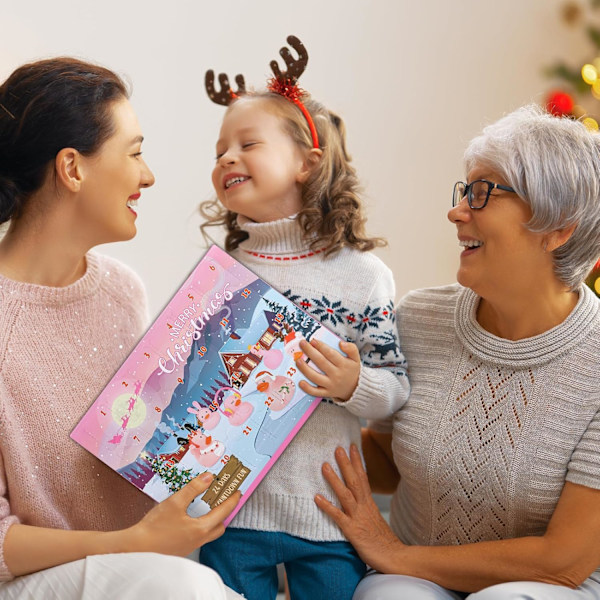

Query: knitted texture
0;253;155;581
227;215;409;541
375;284;600;574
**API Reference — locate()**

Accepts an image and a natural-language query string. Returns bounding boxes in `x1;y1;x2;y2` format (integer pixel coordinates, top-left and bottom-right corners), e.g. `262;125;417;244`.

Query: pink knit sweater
0;252;155;581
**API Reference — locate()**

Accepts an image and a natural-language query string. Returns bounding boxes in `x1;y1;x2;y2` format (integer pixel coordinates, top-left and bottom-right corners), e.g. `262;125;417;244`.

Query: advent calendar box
71;245;340;523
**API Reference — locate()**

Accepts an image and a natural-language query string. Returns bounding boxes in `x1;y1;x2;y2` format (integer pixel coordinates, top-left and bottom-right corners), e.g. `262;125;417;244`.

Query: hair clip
205;35;320;149
0;102;16;120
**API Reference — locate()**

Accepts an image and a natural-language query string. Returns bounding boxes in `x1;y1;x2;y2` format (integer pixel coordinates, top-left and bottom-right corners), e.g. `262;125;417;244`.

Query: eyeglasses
452;179;516;209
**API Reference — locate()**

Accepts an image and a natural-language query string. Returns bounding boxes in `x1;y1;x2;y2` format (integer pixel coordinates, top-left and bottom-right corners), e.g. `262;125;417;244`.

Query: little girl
199;61;410;600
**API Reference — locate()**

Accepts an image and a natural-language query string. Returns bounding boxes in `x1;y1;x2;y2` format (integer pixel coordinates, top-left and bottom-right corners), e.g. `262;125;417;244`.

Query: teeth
225;176;249;189
459;240;483;248
127;199;138;208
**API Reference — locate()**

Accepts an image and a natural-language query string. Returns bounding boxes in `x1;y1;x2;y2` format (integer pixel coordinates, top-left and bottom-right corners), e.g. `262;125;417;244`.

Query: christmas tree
545;0;600;128
150;457;197;493
261;298;320;340
586;259;600;298
544;1;600;298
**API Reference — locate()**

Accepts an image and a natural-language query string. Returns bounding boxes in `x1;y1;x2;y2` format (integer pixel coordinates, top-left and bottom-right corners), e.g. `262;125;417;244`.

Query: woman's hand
296;339;361;401
314;444;404;572
316;447;600;591
128;473;240;557
4;474;240;577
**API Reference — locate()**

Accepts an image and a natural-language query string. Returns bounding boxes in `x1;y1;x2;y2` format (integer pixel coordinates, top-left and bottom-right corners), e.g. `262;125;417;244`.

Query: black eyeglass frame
452;179;516;209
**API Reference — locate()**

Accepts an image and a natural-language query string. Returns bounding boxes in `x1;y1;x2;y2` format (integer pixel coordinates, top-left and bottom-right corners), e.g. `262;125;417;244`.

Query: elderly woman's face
447;165;547;299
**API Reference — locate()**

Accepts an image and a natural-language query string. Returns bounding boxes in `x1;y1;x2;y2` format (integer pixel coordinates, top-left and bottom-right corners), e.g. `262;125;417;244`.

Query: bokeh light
582;63;598;84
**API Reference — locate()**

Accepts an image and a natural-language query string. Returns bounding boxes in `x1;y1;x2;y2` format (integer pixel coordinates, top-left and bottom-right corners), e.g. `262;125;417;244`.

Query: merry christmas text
157;283;233;375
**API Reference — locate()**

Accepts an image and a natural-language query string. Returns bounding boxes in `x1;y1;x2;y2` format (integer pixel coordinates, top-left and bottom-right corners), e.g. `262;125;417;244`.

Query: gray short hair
464;104;600;290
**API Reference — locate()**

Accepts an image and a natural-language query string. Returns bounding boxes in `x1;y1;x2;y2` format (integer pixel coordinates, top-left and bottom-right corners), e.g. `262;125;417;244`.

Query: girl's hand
128;473;240;557
315;444;404;572
296;339;360;401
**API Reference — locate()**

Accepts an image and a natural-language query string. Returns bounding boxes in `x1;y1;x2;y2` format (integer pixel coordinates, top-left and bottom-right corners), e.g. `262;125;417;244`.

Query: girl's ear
54;148;83;192
297;148;323;183
544;223;577;253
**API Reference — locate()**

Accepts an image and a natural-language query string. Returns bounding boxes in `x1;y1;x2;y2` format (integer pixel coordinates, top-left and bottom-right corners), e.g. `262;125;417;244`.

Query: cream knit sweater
227;215;410;541
377;284;600;577
0;253;155;581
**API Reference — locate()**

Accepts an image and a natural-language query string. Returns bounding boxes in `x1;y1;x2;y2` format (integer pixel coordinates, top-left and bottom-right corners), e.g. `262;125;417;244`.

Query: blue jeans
199;528;366;600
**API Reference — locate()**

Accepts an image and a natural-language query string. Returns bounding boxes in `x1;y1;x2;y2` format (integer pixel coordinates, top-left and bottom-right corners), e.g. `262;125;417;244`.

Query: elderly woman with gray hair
314;105;600;600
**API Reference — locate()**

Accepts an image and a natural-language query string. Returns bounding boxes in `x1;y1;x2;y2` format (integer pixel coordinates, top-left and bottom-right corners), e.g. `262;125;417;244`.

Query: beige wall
1;0;591;317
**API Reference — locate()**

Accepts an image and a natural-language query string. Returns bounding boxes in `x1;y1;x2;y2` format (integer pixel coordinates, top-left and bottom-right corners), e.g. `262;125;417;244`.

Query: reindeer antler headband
205;35;319;149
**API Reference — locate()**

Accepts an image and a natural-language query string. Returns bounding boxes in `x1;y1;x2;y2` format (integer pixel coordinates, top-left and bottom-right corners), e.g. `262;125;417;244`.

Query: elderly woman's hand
315;444;404;572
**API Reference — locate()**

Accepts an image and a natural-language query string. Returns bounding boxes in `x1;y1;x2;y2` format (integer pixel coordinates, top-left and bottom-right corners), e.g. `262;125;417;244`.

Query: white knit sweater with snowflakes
227;215;409;541
374;283;600;579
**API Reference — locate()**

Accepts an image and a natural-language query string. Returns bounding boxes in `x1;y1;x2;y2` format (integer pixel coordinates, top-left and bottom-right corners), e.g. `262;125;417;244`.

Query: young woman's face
78;98;155;244
212;99;307;223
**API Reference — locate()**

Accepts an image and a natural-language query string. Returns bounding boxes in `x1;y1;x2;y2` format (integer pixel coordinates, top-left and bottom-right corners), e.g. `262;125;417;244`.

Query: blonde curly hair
199;92;385;255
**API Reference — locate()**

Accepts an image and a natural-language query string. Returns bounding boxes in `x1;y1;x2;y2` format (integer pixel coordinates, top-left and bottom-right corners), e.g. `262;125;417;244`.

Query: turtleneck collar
455;284;600;367
236;214;320;257
0;252;102;306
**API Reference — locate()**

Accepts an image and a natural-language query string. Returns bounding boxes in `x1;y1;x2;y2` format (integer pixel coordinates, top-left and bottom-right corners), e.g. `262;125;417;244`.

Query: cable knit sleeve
0;379;20;582
567;405;600;489
338;265;410;419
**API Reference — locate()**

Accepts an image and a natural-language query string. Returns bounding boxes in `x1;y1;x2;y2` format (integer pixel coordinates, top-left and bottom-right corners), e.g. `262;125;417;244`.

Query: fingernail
200;472;213;482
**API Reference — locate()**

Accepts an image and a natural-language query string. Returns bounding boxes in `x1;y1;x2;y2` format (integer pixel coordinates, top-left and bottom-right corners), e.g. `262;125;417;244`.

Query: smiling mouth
459;240;483;250
126;198;138;213
225;176;250;190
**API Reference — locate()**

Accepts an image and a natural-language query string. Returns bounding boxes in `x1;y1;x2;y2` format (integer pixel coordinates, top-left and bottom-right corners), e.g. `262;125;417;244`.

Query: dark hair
0;57;129;224
200;92;386;255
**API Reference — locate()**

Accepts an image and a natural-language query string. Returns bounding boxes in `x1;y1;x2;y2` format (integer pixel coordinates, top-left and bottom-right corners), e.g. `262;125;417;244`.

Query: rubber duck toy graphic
283;330;306;362
188;431;225;467
255;371;296;412
221;390;254;426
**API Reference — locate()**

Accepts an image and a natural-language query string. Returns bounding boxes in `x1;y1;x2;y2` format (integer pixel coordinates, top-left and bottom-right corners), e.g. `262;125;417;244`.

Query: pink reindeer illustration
255;371;296;412
108;432;124;445
188;431;225;467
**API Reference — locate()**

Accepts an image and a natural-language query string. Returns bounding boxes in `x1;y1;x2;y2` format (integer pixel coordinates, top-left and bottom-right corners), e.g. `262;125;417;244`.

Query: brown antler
205;70;246;106
269;35;308;82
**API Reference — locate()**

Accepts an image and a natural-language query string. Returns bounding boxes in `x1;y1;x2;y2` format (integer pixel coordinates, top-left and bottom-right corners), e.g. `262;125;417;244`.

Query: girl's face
77;98;155;244
212;99;308;223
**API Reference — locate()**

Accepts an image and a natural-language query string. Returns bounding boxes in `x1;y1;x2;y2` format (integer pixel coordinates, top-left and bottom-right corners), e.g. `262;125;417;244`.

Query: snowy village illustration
71;245;341;523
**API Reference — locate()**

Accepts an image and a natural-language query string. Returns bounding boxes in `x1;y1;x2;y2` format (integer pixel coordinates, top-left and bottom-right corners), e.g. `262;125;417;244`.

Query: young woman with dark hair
0;57;241;600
